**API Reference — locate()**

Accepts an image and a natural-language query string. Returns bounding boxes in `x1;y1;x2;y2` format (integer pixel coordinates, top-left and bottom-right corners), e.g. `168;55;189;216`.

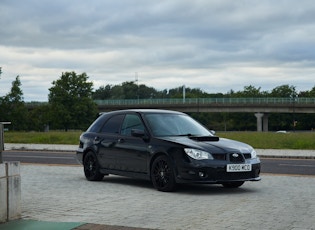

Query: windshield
145;113;212;137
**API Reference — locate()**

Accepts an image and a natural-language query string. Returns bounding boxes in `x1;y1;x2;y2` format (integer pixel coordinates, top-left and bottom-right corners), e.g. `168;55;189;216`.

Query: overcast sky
1;0;315;101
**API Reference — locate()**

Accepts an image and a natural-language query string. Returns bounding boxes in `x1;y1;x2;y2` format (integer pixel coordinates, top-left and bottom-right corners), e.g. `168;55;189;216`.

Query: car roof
101;109;184;116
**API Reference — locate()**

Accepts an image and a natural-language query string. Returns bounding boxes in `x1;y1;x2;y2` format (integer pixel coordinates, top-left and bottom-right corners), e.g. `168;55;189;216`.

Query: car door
115;113;149;173
97;114;125;170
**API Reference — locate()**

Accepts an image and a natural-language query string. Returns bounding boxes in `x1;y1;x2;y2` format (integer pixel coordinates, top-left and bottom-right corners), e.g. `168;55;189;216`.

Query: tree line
1;70;315;131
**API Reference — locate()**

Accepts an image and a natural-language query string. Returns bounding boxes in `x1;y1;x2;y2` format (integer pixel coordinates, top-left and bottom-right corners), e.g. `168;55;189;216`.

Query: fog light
199;172;205;178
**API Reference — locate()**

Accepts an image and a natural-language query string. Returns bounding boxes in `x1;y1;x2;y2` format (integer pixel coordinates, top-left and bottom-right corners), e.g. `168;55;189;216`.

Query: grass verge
3;131;315;149
218;131;315;149
4;131;81;145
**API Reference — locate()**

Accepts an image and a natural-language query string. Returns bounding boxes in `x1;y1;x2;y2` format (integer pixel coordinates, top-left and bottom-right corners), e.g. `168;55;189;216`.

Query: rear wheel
151;155;176;192
83;152;104;181
222;181;245;188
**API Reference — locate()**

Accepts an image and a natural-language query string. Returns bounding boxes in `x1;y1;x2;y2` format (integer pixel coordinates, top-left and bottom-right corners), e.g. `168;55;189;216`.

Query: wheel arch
149;151;177;179
82;147;97;163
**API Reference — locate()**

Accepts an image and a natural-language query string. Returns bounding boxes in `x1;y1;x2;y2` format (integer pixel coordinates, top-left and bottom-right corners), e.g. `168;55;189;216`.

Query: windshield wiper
177;133;194;137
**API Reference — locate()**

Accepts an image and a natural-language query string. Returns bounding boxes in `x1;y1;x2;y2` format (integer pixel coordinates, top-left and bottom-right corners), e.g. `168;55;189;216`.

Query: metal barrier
94;97;315;106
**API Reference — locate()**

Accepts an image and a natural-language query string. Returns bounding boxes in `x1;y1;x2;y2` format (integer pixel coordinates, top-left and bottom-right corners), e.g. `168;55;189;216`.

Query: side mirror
131;129;146;138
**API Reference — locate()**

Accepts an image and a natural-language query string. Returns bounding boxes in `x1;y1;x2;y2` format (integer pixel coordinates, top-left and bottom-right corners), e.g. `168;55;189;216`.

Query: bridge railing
94;97;315;106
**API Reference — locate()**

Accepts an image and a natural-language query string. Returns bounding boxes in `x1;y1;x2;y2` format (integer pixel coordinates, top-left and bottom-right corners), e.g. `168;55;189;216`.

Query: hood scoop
189;135;219;142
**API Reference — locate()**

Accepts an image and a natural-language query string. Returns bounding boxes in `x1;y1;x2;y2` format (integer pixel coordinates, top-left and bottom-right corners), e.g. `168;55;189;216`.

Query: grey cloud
1;0;315;101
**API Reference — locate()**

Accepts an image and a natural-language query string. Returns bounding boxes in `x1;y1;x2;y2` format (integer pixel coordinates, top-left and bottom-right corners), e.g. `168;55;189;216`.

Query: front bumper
175;159;261;184
76;148;84;164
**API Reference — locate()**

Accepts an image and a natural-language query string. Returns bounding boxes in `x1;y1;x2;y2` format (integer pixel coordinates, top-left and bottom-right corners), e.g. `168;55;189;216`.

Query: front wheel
151;155;176;192
83;152;104;181
222;181;245;188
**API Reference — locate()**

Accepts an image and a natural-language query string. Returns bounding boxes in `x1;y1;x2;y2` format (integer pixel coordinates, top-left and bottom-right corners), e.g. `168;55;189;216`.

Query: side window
100;114;124;134
121;114;144;136
87;115;107;132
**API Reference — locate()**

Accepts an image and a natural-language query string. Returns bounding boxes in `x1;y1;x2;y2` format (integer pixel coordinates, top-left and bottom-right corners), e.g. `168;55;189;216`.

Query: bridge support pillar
263;114;269;132
255;113;268;132
255;113;263;132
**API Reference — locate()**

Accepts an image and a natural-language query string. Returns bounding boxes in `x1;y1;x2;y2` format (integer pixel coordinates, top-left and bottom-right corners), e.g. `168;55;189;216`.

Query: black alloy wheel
151;155;176;192
83;152;104;181
222;181;245;188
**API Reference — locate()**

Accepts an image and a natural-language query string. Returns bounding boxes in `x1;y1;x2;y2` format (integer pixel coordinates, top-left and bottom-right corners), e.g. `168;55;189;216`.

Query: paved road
2;147;315;229
3;150;315;175
3;150;78;165
19;164;315;230
262;158;315;175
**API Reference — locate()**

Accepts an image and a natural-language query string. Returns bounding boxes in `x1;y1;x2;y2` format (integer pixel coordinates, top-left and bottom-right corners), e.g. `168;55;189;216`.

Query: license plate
227;164;252;172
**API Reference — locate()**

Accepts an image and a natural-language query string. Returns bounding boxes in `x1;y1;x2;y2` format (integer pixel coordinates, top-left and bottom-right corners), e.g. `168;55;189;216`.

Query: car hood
157;136;253;154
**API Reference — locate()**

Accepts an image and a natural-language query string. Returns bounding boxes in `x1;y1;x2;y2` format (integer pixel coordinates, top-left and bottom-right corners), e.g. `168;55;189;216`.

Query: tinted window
121;114;144;136
145;113;211;137
87;114;108;132
100;114;124;134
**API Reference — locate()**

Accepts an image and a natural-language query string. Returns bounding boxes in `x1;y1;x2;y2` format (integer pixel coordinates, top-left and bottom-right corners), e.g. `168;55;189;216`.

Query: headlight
184;148;214;160
251;149;257;159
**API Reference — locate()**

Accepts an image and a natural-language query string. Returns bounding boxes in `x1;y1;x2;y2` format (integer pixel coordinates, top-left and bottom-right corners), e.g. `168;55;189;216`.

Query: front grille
212;153;251;162
211;153;252;163
229;153;245;163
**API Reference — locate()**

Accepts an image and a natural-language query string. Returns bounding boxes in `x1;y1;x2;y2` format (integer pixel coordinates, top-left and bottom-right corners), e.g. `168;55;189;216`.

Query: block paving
19;164;315;230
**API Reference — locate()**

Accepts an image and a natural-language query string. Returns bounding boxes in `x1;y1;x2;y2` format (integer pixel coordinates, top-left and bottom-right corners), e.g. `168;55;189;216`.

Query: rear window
100;114;125;134
87;114;107;132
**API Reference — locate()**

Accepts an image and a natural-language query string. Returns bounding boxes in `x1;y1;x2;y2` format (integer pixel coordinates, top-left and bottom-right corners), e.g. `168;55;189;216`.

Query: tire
83;151;104;181
222;181;245;188
151;155;176;192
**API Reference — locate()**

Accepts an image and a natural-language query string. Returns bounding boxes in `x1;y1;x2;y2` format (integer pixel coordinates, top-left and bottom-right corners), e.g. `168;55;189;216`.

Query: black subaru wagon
77;109;260;191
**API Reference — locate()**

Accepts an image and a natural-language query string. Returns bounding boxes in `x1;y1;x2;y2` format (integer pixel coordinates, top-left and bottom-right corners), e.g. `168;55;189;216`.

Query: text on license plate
227;164;252;172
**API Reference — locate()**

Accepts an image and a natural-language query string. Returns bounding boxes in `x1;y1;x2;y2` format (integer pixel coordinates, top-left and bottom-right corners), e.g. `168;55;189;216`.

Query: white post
0;163;7;222
0;122;20;223
0;123;4;163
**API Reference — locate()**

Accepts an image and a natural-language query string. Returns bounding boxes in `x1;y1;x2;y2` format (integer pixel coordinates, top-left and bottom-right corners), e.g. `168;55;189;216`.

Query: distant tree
270;85;297;98
168;86;185;98
93;84;112;100
138;84;158;99
299;86;315;97
48;72;97;131
110;85;124;99
309;86;315;97
6;75;24;102
93;81;161;100
28;103;51;131
227;85;268;98
121;81;138;99
242;85;263;97
0;76;28;130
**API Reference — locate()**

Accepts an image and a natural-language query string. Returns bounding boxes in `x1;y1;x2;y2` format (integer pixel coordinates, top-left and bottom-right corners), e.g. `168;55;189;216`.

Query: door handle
118;138;125;143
